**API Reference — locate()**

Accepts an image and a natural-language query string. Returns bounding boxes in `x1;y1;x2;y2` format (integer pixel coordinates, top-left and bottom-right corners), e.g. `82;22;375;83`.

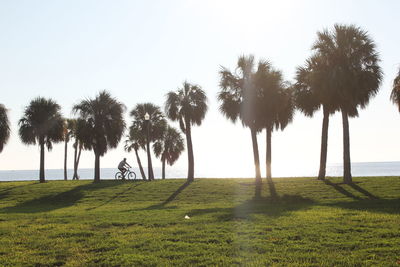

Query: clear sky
0;0;399;177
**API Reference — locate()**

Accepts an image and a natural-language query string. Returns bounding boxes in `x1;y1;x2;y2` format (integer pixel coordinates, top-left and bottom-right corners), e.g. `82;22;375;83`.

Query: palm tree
19;97;64;182
153;125;185;179
71;119;85;180
294;54;340;180
63;119;75;180
0;104;10;153
73;91;126;182
165;82;208;182
313;24;382;183
256;61;294;179
218;55;263;189
390;68;400;110
130;103;166;181
124;125;147;180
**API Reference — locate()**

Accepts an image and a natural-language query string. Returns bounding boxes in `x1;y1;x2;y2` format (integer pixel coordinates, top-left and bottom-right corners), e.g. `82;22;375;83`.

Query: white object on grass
184;215;190;219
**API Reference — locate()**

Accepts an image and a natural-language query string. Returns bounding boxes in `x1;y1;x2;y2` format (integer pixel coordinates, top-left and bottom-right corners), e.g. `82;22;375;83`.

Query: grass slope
0;177;399;266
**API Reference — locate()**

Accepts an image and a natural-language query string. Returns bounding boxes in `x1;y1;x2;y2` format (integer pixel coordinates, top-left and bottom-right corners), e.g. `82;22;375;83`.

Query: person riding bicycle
118;158;131;178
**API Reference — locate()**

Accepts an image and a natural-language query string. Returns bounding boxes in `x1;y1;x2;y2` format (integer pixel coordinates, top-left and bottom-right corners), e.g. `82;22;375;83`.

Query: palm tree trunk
185;120;194;182
94;152;100;182
73;141;78;180
162;157;166;179
251;128;262;199
318;106;329;180
74;146;82;180
64;138;68;180
266;126;272;179
39;140;45;183
134;148;147;180
146;138;154;181
341;109;352;183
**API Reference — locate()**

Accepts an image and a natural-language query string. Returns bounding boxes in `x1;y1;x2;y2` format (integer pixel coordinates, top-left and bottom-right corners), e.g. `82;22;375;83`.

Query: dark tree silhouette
294;54;340;180
130;103;166;181
390;68;400;110
256;61;294;179
165;82;208;182
0;104;10;153
68;118;85;180
313;24;382;183
218;55;264;190
153;125;185;179
19;97;64;182
73;91;126;182
63;119;75;180
124;125;147;180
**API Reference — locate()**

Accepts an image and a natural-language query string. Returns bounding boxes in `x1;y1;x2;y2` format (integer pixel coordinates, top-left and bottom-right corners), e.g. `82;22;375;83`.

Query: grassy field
0;177;399;266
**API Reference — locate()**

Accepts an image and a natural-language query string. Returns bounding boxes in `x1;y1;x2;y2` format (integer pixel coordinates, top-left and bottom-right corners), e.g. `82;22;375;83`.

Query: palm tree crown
19;97;64;149
73;90;126;156
153;126;185;166
313;24;382;116
165;82;208;133
0;104;10;153
390;68;400;111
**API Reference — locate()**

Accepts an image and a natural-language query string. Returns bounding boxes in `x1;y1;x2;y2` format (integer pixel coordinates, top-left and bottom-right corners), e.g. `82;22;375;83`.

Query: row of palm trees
217;24;392;187
0;23;399;184
0;84;207;183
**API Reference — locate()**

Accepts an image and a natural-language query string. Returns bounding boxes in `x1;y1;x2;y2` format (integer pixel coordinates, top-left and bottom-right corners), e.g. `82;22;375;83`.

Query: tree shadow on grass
86;182;143;211
326;198;400;215
1;181;123;213
143;181;191;210
324;180;379;200
189;194;314;221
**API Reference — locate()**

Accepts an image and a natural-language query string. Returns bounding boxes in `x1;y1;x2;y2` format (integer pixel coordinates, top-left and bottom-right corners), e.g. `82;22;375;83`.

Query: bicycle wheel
127;171;136;180
115;172;123;179
128;172;136;180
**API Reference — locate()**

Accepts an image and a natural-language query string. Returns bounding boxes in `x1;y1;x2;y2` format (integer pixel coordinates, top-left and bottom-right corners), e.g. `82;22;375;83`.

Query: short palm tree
294;54;340;180
0;104;10;153
314;24;382;183
153;126;185;179
390;68;400;110
124;125;147;180
73;91;126;182
165;82;208;182
71;118;85;180
130;103;166;180
19;97;64;182
63;119;75;180
256;61;294;179
218;55;263;188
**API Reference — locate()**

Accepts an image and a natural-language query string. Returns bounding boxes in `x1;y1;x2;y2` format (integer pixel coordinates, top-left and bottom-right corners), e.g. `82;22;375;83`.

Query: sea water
0;161;399;181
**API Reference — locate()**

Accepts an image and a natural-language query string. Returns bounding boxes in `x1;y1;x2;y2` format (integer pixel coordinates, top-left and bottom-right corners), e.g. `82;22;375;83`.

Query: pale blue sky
0;0;399;177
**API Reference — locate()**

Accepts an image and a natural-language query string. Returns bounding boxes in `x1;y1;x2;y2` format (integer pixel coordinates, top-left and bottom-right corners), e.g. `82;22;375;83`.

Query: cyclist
118;158;131;178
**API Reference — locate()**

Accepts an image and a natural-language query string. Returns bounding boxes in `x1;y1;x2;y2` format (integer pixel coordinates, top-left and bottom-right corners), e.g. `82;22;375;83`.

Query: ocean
0;161;400;181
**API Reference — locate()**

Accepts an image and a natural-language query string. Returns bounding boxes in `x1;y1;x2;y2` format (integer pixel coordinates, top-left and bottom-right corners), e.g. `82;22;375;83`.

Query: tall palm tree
390;68;400;110
294;54;340;180
19;97;64;182
153;125;185;179
256;61;294;179
124;125;147;180
313;24;382;183
165;82;208;182
71;118;85;180
73;91;126;182
130;103;166;181
218;55;263;189
63;119;75;180
0;104;10;153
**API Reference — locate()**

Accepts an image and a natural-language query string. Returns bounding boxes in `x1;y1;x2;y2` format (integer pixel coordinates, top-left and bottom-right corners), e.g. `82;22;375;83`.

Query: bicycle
115;167;137;180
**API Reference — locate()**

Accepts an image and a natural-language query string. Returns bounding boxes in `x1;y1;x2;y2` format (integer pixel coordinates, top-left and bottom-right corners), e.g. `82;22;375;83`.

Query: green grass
0;177;399;266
